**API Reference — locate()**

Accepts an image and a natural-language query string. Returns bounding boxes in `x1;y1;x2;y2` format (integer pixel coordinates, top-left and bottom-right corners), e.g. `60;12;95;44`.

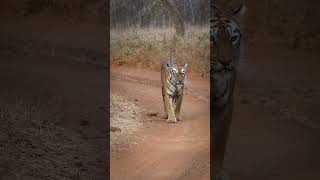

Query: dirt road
226;49;320;180
110;67;210;180
111;48;320;180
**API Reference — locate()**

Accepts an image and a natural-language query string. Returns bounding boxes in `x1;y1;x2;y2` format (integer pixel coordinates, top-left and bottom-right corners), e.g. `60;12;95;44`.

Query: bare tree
188;0;195;25
160;0;185;36
110;0;210;29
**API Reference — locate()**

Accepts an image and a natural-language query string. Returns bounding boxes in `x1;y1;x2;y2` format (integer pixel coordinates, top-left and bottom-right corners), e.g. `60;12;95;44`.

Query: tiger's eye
231;36;237;42
211;36;216;44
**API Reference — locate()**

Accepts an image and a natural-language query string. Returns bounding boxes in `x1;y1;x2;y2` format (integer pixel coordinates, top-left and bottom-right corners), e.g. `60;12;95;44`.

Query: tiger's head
170;63;187;87
211;2;246;70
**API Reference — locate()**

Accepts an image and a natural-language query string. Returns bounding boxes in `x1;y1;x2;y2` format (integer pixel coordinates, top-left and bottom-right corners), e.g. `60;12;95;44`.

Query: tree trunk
160;0;185;36
188;0;195;25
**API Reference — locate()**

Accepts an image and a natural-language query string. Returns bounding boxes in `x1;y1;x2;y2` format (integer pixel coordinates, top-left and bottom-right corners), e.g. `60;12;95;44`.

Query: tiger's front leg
211;69;237;180
162;93;168;119
163;94;177;123
175;93;183;121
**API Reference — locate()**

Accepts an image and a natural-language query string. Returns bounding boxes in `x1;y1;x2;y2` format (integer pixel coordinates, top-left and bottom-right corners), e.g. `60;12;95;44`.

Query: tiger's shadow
143;111;186;124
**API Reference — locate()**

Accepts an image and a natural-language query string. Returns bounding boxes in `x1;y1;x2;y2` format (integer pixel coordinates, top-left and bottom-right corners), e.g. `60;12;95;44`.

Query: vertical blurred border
106;0;111;179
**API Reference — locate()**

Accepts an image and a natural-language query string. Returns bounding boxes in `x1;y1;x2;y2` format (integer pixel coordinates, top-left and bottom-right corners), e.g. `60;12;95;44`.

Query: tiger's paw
220;174;231;180
214;171;231;180
167;118;177;123
162;114;168;119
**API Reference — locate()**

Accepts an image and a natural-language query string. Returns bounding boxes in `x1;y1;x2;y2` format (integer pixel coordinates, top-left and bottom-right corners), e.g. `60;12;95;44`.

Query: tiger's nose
220;58;232;66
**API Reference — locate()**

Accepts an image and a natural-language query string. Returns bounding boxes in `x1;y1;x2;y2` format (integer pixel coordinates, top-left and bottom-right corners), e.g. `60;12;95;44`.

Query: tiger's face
210;4;245;107
171;63;187;87
211;6;244;70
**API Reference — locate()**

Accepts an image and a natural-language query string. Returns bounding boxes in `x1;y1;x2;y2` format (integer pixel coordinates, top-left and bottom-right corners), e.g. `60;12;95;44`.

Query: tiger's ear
233;3;246;19
182;62;187;70
233;2;246;32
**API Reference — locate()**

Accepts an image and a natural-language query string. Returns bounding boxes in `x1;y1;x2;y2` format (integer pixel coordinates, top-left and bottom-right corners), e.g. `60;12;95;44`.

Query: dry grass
110;27;210;78
110;95;144;153
110;95;142;135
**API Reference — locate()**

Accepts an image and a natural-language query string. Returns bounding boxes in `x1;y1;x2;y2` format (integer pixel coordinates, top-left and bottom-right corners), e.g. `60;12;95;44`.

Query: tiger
210;1;246;180
161;58;187;123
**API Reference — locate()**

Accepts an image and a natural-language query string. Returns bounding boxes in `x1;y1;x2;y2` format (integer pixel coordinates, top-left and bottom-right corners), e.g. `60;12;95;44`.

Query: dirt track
110;67;210;180
111;46;320;180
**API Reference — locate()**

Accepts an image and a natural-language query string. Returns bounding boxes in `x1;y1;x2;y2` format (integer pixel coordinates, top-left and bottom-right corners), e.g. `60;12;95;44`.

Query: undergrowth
111;27;210;78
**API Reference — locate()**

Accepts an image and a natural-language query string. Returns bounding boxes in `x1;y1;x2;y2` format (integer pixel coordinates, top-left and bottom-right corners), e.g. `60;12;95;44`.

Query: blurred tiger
210;1;246;180
161;58;187;123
